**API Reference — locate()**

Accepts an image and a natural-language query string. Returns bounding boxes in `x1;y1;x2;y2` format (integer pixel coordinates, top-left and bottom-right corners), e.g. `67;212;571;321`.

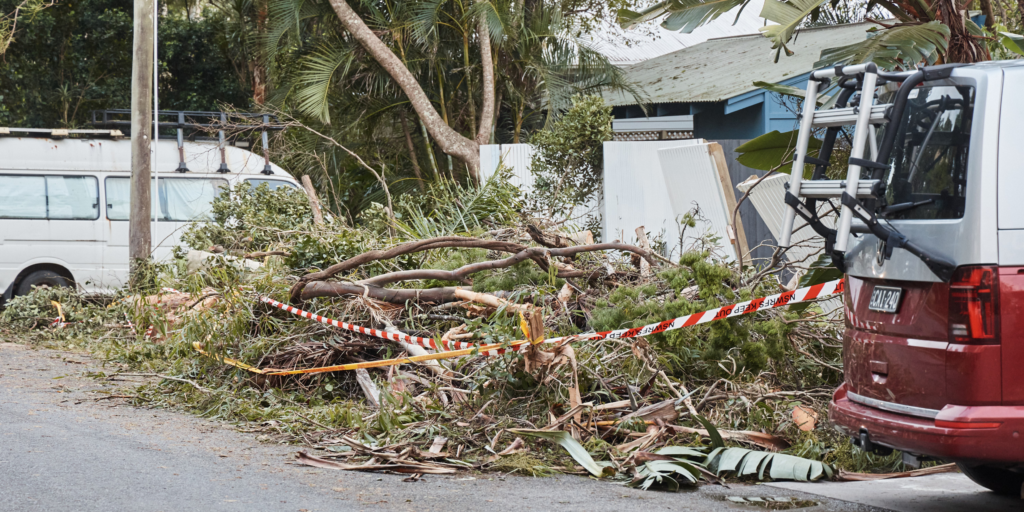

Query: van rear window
881;85;974;220
0;175;99;220
106;177;227;221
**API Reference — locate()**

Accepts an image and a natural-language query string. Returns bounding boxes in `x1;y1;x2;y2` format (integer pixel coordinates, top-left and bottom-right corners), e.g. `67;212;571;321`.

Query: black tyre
957;463;1024;496
15;270;73;296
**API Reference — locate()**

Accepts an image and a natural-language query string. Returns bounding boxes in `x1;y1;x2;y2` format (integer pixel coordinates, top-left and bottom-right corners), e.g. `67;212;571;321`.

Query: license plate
869;286;903;313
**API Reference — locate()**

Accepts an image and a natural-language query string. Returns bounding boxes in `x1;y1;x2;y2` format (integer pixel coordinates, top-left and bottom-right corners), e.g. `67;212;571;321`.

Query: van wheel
957;463;1024;495
16;270;73;296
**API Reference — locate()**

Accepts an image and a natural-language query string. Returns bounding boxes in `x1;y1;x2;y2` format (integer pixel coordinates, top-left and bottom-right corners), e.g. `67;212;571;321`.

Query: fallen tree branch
301;282;464;303
297;240;663;303
359;244;654;288
290;237;536;301
244;250;290;259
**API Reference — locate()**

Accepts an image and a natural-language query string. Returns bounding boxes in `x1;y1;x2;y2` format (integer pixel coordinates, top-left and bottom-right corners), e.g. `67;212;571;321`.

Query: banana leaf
618;0;752;33
511;429;615;477
734;130;822;174
758;0;829;61
706;447;833;481
816;22;949;70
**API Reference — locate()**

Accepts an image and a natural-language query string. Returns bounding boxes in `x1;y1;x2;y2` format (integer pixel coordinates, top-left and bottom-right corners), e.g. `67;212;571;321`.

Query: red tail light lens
948;266;999;344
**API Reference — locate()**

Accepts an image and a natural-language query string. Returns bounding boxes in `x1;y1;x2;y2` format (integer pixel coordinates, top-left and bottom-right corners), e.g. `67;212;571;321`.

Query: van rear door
843;75;1003;413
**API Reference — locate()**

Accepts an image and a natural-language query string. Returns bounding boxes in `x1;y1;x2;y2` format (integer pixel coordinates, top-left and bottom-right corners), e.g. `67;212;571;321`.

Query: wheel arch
6;263;77;299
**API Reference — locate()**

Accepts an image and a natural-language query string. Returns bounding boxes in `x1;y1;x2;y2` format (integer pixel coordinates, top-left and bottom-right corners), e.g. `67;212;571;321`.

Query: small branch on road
114;372;212;393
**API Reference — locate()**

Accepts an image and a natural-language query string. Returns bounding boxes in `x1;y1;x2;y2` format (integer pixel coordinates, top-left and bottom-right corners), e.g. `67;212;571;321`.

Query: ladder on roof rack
776;63;961;282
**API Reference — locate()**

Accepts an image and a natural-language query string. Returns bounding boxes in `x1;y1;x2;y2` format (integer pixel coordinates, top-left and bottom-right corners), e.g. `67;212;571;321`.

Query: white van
0;129;302;301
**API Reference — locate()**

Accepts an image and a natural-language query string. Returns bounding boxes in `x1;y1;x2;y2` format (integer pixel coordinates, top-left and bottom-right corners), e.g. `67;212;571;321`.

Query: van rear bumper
830;383;1024;463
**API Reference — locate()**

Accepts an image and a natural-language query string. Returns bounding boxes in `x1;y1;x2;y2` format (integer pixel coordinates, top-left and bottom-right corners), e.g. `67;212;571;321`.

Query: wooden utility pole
129;0;154;285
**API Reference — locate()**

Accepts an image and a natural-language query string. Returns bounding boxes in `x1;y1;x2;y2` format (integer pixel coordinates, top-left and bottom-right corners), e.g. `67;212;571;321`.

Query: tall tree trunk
327;0;481;182
399;111;424;189
1019;0;1024;28
475;10;495;146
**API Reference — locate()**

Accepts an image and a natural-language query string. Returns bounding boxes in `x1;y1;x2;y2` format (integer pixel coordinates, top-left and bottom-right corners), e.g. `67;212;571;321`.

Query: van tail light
948;266;999;344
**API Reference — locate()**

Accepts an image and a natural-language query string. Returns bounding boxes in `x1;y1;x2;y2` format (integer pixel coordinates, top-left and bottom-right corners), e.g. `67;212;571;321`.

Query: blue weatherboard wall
611;72;811;140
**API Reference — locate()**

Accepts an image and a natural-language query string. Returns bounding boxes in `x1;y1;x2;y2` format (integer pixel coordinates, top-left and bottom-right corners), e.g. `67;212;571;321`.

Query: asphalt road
0;342;1007;512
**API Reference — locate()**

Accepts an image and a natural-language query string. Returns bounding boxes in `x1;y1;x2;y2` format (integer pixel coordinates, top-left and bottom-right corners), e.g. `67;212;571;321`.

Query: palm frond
815;22;949;70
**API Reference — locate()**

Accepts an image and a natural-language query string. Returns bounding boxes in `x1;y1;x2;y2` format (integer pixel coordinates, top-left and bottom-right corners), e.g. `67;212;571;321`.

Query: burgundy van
827;61;1024;495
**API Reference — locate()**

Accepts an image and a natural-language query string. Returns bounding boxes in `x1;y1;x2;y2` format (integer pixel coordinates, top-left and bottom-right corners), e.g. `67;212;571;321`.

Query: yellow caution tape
193;338;535;375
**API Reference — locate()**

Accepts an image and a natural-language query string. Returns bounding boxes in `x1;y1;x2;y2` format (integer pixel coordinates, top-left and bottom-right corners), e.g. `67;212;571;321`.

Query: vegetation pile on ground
0;168;932;487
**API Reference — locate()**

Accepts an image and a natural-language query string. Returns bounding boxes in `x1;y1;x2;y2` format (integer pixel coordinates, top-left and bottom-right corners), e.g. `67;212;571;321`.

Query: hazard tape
258;296;493;352
542;278;845;345
197;278;845;375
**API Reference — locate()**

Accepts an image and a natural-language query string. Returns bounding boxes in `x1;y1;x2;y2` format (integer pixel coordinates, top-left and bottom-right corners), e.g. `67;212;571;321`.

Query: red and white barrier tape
258;278;844;352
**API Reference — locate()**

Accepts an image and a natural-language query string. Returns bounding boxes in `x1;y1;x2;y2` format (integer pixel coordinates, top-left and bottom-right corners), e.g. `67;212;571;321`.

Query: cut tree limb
634;226;652;277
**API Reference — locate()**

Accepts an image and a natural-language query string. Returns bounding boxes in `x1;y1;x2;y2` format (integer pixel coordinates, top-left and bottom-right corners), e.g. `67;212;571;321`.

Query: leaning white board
657;143;739;261
601;139;705;250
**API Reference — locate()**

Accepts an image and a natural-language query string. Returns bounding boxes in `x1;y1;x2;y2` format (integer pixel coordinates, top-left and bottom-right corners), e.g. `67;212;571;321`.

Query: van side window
0;175;98;220
882;85;974;220
106;177;227;221
244;178;300;191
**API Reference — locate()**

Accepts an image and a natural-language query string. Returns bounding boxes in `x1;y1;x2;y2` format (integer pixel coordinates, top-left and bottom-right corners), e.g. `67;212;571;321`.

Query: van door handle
870;360;888;375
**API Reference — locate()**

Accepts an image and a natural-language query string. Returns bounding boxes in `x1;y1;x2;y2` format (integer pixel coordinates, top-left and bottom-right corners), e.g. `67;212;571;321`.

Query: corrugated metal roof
604;22;873;106
592;0;767;66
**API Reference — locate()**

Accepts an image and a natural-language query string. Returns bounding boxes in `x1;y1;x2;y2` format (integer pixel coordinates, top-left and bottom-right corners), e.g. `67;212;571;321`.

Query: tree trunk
475;9;495;146
253;0;269;104
936;0;987;63
978;0;995;29
129;0;154;286
326;0;481;182
1019;0;1024;28
399;111;424;189
300;175;325;227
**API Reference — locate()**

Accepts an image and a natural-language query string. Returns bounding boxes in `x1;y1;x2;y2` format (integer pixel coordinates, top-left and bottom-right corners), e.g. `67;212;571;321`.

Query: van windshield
880;84;974;220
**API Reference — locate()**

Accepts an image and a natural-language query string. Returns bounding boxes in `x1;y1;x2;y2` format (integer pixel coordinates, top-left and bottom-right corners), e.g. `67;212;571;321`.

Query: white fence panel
602;140;705;249
479;144;535;187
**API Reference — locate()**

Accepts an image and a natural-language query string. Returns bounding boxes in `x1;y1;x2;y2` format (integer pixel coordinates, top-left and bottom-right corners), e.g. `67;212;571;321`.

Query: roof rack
0;127;124;138
88;109;286;175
